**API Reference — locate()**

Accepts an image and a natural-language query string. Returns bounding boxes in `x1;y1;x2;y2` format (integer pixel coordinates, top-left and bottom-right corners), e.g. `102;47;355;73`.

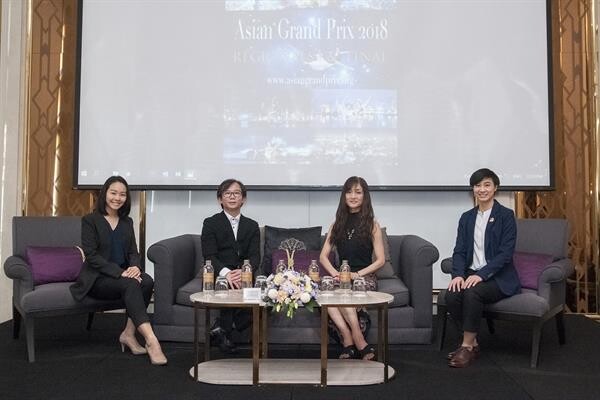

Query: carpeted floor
1;313;599;400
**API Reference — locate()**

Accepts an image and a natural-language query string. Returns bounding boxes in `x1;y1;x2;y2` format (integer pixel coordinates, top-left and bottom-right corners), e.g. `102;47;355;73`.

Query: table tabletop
316;291;393;306
190;290;393;307
190;290;263;306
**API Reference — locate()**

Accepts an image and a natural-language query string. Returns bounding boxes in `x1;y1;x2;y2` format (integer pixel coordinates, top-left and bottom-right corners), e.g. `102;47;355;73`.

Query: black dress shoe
219;335;238;354
210;327;238;354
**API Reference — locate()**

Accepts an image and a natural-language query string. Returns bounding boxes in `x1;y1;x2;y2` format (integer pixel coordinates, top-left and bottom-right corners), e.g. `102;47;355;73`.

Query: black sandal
339;345;358;359
359;343;376;361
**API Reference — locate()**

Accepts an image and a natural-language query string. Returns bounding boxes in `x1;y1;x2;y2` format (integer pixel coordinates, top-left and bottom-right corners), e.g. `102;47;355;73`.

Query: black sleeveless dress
335;213;377;291
327;214;377;344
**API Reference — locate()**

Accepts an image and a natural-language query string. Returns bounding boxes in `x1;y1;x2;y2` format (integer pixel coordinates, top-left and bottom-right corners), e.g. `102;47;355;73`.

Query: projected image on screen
77;0;551;188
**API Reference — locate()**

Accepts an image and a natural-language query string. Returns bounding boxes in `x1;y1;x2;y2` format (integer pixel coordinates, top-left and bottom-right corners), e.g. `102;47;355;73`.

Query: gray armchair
3;216;124;362
436;218;574;367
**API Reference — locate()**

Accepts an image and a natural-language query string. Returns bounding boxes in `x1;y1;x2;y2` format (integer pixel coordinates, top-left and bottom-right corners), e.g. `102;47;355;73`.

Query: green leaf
304;299;318;313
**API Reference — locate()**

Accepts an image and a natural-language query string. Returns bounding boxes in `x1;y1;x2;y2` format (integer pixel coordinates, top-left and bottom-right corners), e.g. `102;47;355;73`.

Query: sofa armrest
147;234;199;325
440;257;452;274
3;255;34;302
4;255;32;281
397;235;439;327
537;258;574;309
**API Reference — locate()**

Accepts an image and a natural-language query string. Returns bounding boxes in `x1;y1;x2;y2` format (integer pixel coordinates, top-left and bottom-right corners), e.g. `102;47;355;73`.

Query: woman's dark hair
469;168;500;187
329;176;374;246
95;176;131;217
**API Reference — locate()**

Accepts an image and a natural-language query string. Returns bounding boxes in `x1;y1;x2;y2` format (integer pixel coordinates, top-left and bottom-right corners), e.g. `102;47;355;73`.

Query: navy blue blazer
451;199;521;296
201;211;260;276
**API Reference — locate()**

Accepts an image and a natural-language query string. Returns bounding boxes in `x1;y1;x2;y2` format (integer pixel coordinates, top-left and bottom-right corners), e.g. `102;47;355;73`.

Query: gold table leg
261;306;269;358
252;305;260;385
320;305;328;387
383;303;389;382
204;307;211;362
193;304;199;381
377;306;383;362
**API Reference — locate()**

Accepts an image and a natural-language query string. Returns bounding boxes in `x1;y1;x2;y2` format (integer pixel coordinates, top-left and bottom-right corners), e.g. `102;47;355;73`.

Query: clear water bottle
339;259;352;292
275;259;287;274
202;260;214;292
308;259;320;284
241;259;253;289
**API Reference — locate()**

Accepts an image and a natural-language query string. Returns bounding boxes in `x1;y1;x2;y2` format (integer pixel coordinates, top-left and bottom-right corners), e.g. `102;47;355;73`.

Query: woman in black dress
319;176;385;360
71;176;167;365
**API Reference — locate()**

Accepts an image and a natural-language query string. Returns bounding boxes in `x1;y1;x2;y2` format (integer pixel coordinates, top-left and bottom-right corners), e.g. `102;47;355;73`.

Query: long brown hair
329;176;374;246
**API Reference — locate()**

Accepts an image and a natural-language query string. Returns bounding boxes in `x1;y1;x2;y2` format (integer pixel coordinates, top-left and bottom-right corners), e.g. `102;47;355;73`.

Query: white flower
264;269;316;319
300;292;311;303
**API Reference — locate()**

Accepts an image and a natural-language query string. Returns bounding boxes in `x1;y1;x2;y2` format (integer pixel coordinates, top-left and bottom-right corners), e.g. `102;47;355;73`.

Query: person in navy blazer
201;178;260;354
445;168;520;368
70;176;167;365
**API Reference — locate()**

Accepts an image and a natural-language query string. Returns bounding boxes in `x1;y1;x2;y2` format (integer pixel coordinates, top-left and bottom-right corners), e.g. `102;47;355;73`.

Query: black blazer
70;212;141;301
451;199;521;296
201;211;260;275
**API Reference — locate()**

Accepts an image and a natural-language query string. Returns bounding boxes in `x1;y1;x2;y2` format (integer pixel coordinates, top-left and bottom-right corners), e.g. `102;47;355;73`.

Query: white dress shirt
469;208;491;271
219;211;241;277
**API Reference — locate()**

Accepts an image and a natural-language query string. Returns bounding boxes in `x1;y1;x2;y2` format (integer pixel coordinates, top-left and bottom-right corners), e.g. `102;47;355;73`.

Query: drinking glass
214;276;229;297
352;277;367;297
320;276;334;296
254;275;267;295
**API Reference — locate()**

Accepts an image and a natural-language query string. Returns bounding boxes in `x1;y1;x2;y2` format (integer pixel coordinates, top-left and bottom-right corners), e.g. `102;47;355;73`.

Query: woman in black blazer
71;176;167;365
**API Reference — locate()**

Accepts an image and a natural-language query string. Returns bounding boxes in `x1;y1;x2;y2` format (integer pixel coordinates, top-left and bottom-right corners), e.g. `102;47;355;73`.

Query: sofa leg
555;311;566;345
13;306;21;339
530;321;543;368
25;317;35;363
87;312;95;331
436;305;448;351
486;318;496;334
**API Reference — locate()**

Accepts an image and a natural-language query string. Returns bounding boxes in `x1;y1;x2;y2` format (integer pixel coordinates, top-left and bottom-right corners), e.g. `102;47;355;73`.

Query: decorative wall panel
24;0;94;216
516;0;599;313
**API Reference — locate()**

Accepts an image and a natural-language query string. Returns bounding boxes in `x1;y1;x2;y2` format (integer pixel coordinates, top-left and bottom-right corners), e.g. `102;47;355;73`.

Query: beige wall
0;0;27;323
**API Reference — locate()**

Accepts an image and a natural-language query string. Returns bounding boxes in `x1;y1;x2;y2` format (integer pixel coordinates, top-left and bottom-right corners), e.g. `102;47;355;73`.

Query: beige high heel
119;334;147;355
145;342;167;366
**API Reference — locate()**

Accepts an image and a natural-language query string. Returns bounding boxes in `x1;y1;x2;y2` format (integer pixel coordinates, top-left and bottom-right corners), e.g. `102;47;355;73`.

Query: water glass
352;277;367;297
254;275;267;295
320;276;334;296
215;276;229;297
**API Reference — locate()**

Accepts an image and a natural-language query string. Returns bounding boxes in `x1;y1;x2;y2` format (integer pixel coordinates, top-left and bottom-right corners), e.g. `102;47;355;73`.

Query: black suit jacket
451;199;521;296
201;211;260;275
70;212;141;301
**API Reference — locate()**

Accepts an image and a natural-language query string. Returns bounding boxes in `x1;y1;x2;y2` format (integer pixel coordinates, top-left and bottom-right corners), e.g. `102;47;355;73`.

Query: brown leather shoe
448;346;479;368
447;344;479;360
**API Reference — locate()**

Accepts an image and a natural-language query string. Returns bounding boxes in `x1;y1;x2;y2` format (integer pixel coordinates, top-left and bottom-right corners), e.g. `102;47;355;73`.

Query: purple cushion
260;226;322;276
513;251;556;290
271;249;333;275
26;246;84;285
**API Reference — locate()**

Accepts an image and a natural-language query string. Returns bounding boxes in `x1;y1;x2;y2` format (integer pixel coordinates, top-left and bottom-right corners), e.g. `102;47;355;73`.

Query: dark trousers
445;276;506;333
218;309;251;335
88;273;154;327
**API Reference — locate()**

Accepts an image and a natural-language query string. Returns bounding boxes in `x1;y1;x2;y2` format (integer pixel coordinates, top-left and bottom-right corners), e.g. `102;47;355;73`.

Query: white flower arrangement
264;269;319;319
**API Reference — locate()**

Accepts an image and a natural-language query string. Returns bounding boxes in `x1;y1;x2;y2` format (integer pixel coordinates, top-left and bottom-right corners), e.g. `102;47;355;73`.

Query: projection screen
75;0;553;190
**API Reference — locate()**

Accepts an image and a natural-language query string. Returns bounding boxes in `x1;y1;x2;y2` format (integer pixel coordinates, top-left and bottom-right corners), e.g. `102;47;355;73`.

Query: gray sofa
148;233;439;344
